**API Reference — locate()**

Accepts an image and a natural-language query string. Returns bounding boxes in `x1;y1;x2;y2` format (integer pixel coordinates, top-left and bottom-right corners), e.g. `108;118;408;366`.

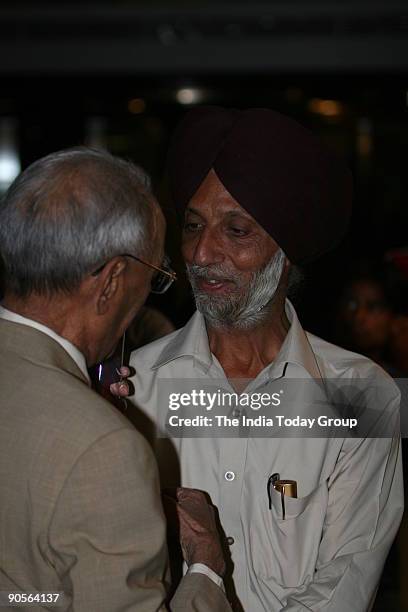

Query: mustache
186;264;240;285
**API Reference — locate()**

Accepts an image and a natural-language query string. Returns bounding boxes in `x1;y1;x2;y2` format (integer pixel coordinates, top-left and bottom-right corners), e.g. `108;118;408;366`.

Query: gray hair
0;147;155;297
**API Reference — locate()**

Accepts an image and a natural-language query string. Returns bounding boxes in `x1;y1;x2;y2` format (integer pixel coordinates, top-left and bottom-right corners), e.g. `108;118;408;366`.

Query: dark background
1;1;407;608
1;0;407;334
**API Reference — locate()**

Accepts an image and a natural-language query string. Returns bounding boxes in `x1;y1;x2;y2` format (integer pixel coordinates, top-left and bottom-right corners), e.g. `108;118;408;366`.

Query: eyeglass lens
151;257;175;294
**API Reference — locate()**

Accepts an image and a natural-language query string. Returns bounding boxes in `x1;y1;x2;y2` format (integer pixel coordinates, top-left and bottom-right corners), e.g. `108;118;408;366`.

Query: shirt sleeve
187;563;225;590
281;395;404;611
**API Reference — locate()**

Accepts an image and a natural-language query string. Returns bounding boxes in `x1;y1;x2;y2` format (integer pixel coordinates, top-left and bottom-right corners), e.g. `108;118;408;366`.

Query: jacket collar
0;318;90;386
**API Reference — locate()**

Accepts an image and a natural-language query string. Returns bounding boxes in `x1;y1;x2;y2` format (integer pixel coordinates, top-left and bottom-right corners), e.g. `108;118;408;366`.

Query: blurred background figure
335;255;408;378
335;260;397;374
387;249;408;377
390;314;408;377
334;256;408;611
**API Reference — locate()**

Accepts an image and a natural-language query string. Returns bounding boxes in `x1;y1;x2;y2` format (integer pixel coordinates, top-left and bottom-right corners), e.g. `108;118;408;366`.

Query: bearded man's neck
205;291;290;381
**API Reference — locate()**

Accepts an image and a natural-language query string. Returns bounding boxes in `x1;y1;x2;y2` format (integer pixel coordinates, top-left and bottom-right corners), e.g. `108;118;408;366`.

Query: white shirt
128;301;403;612
0;306;90;384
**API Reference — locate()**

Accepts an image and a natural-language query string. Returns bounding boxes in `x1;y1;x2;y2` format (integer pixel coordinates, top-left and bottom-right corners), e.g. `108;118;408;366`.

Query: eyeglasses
92;253;177;294
126;253;177;294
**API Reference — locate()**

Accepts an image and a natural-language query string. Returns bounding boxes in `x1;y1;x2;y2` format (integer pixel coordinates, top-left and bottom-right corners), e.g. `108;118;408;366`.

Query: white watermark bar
0;592;65;607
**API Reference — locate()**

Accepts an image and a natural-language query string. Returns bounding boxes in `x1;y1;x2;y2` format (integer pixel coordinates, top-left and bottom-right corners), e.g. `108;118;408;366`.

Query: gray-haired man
0;148;231;611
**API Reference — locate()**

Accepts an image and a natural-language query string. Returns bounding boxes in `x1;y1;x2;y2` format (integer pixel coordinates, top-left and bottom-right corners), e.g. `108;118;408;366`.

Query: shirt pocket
249;480;329;587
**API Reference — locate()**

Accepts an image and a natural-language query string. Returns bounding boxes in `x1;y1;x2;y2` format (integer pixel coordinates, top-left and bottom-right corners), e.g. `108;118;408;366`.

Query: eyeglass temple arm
129;255;177;280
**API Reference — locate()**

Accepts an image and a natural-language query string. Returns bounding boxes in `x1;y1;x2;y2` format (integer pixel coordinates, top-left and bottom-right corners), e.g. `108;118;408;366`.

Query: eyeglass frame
91;253;177;294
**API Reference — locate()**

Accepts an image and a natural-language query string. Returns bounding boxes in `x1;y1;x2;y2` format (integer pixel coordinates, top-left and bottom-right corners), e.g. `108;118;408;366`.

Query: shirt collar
152;299;322;380
152;309;211;371
0;305;91;384
275;301;322;379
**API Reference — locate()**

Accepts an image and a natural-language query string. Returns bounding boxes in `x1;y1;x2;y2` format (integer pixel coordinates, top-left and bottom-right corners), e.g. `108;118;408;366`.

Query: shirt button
226;536;235;545
231;408;240;418
224;471;235;481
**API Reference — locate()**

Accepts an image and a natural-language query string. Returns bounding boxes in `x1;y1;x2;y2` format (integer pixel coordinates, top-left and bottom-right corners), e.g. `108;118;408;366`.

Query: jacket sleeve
281;411;403;611
48;427;232;612
171;573;232;612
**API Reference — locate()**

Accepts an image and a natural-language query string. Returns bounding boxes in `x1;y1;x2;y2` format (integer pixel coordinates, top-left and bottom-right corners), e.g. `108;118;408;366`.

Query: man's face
182;169;285;328
340;280;392;352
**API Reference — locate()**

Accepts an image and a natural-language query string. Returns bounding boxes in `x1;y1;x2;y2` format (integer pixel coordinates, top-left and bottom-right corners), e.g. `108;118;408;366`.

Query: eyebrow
185;206;204;219
224;211;253;223
185;207;253;223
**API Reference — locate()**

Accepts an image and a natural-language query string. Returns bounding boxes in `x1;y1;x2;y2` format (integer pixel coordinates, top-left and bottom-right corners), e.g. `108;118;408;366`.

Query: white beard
187;249;286;330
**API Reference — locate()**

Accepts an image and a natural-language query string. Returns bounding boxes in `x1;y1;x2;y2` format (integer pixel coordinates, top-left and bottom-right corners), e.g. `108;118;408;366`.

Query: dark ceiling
1;1;407;74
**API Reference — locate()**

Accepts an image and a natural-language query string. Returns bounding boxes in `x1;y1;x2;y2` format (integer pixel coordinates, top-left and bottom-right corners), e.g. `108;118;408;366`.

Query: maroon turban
167;106;352;264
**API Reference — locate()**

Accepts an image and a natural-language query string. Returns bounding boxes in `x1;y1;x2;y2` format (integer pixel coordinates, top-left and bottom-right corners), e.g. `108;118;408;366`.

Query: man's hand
175;487;226;578
109;366;131;397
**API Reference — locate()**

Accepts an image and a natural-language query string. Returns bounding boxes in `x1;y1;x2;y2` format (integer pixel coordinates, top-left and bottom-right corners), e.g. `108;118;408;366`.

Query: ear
94;257;128;315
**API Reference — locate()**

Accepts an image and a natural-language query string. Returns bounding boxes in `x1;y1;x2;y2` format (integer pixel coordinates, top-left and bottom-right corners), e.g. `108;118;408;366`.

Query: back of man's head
0;147;154;299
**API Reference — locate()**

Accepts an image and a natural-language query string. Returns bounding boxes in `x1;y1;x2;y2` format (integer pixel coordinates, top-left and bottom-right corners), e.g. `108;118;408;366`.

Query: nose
189;228;224;267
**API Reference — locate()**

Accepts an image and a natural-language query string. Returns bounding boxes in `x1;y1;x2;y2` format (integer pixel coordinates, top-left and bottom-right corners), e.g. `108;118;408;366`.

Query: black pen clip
267;472;280;510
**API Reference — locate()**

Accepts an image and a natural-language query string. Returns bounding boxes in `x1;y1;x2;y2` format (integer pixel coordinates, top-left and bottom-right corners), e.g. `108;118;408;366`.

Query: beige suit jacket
0;319;231;611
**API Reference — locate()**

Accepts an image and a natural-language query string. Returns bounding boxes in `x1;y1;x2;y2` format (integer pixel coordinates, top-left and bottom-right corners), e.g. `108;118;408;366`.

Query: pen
267;473;297;520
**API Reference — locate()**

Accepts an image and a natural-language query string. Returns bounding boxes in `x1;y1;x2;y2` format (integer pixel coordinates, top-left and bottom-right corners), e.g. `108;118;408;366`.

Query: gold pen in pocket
267;473;297;520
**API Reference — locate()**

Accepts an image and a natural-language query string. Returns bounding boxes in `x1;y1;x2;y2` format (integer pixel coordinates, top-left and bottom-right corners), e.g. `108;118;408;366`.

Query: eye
229;226;249;237
183;222;203;232
345;299;358;312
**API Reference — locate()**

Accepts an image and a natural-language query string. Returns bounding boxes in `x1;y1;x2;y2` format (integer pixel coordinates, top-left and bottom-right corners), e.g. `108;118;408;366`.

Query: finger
177;489;211;513
176;489;208;512
110;382;121;397
110;381;130;397
177;487;204;499
118;381;130;395
176;504;207;533
178;499;217;535
118;366;131;377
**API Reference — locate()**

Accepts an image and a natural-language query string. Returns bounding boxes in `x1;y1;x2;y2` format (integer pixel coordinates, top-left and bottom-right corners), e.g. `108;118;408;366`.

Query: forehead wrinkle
185;204;254;222
223;210;254;223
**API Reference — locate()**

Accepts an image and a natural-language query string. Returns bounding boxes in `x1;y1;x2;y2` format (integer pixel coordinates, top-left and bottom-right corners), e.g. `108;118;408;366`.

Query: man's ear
94;257;128;315
280;257;291;283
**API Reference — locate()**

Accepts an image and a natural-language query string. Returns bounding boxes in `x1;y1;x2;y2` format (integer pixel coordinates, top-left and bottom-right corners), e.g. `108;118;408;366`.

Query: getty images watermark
167;389;357;430
154;378;405;438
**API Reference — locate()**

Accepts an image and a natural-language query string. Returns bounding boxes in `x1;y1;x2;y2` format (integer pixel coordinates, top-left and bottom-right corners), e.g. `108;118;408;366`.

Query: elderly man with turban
126;107;403;611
